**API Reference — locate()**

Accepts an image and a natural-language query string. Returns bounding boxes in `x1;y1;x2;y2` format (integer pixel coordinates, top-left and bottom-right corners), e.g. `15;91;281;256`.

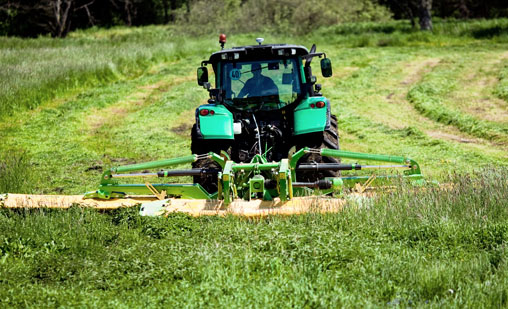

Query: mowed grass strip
406;54;508;144
447;52;508;123
0;62;205;194
321;47;507;177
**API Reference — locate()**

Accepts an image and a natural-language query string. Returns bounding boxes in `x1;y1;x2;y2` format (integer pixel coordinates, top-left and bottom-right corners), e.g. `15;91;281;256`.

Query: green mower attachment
84;148;423;205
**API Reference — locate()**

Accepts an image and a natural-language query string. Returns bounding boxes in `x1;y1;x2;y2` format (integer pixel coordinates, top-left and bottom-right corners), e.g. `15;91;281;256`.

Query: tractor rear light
310;103;315;108
210;110;215;115
316;101;325;108
200;109;209;116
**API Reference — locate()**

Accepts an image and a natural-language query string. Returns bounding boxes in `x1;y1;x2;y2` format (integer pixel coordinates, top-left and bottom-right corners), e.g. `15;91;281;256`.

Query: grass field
1;19;508;306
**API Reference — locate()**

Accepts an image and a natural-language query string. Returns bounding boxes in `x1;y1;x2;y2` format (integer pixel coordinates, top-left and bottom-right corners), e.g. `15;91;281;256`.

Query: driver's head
251;63;261;76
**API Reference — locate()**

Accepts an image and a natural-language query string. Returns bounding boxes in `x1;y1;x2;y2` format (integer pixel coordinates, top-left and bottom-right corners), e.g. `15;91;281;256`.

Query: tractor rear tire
190;124;223;194
295;114;341;182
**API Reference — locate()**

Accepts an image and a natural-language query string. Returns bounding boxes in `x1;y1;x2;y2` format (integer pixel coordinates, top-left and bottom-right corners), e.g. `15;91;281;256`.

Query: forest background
1;0;507;38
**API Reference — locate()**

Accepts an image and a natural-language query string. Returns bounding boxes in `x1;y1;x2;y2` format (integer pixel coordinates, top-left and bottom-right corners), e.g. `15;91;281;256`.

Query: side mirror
197;66;208;86
320;58;332;78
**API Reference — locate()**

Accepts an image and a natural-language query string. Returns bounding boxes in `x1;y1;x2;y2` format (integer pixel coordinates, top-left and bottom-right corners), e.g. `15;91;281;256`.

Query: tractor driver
238;63;279;98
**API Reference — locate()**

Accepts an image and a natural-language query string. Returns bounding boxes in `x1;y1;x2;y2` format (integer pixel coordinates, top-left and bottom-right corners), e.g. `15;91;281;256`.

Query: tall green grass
310;18;508;47
0;151;38;193
0;168;507;307
0;26;214;119
495;60;508;102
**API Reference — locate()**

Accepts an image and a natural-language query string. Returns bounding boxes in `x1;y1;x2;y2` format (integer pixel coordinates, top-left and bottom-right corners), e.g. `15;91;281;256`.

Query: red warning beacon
219;34;226;50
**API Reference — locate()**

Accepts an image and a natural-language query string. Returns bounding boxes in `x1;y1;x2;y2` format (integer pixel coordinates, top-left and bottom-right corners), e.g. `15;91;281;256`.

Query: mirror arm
302;52;325;60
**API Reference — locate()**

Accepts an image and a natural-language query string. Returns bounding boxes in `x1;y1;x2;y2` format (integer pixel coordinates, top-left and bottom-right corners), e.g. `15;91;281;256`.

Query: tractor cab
220;58;301;111
197;37;332;112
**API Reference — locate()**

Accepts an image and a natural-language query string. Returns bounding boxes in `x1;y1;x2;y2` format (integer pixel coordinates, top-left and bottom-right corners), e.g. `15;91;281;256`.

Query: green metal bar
278;159;288;201
320;149;406;164
289;148;308;170
231;163;280;171
114;155;197;173
319;148;422;177
253;154;267;164
210;152;227;169
84;183;212;200
222;161;233;205
289;148;308;182
288;170;293;199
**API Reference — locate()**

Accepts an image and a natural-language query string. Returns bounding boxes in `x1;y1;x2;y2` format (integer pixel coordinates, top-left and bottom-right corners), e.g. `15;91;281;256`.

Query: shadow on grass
471;25;508;39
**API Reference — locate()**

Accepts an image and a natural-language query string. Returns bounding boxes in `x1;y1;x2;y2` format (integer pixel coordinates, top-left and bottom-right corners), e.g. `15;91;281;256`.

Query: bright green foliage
310;18;508;47
182;0;392;35
0;151;38;194
1;170;507;307
0;26;215;119
1;19;508;306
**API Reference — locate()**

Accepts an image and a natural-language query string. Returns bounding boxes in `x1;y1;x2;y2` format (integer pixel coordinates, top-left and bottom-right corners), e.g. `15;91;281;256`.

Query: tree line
0;0;507;37
379;0;508;30
0;0;190;37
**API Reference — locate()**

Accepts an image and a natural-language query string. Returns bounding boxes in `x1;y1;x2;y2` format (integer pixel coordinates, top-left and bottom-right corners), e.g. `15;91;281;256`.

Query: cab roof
206;44;310;65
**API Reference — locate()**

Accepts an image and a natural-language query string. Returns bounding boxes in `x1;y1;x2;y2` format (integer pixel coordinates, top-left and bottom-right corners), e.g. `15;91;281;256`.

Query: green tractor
192;36;340;193
83;35;423;212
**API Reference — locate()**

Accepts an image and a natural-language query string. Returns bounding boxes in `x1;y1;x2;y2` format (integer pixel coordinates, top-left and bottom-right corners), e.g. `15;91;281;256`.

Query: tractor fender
194;104;234;140
293;97;331;135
